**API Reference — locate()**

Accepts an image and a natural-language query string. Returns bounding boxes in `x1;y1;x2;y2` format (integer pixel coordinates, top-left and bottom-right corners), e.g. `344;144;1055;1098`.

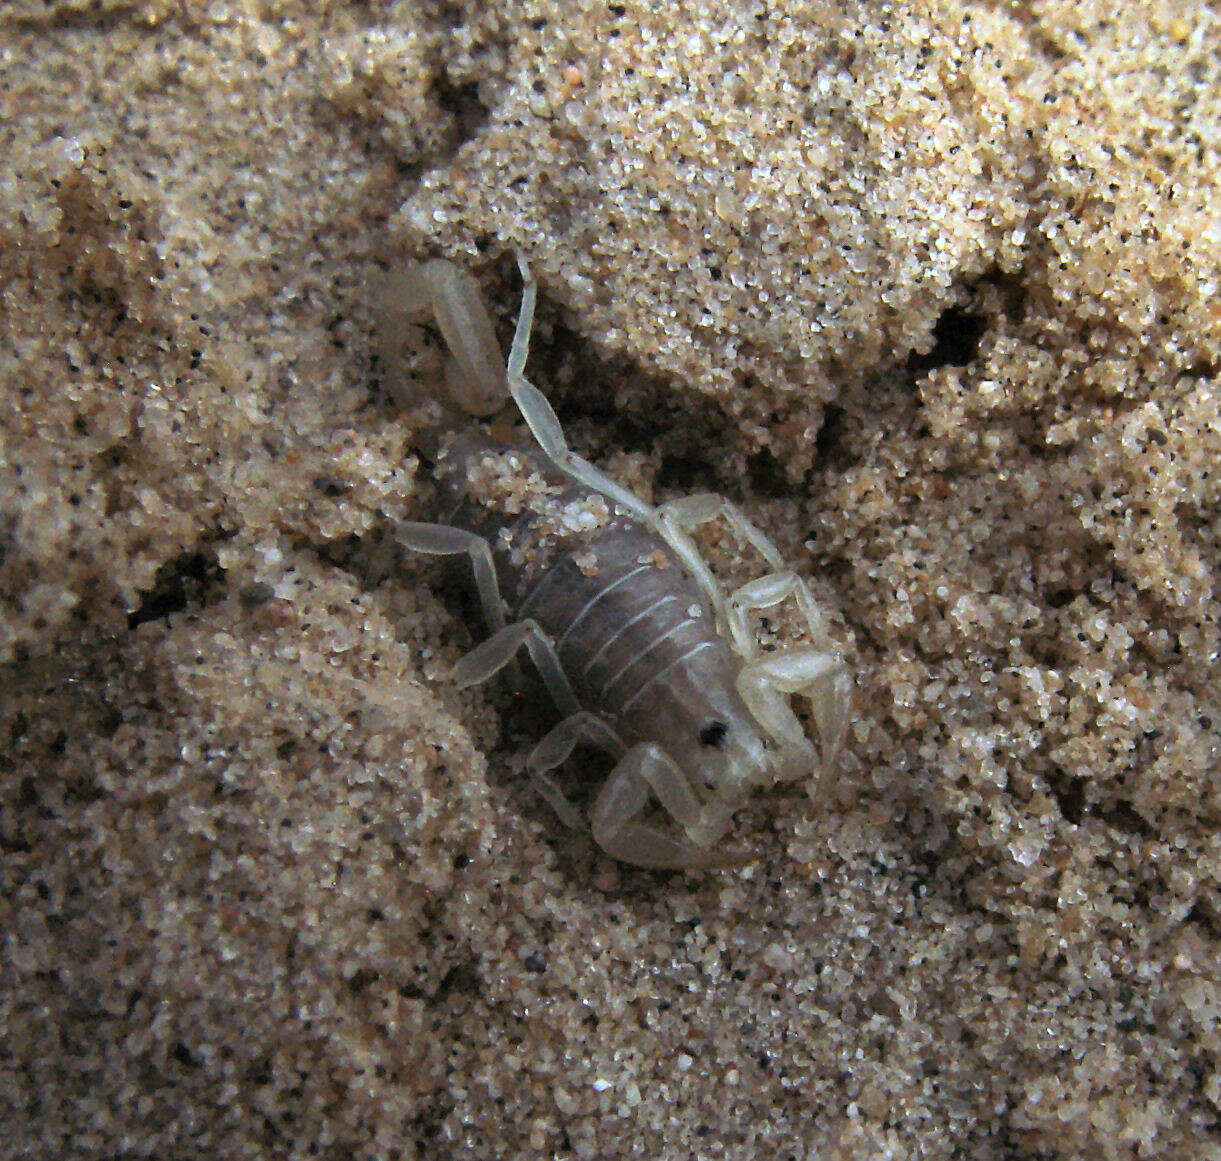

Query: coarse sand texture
1;3;1218;1159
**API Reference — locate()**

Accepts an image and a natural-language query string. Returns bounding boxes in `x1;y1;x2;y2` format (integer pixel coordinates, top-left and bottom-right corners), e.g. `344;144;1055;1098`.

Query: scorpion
379;254;852;869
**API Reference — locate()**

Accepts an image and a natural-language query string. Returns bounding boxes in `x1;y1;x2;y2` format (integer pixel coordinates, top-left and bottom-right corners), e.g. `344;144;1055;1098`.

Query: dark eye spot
698;720;727;748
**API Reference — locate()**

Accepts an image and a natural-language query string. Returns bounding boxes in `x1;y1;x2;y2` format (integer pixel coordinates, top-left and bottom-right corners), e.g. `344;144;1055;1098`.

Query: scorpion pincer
377;254;852;869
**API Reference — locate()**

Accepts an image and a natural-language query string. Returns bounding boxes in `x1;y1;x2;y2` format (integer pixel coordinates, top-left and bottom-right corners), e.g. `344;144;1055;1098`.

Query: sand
1;2;1217;1158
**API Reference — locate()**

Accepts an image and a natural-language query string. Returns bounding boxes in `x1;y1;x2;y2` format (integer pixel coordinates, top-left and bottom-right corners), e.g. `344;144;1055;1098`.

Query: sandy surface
1;2;1218;1158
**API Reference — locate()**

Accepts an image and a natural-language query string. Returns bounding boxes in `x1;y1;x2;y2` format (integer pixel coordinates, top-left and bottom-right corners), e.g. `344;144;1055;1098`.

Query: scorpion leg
737;648;852;778
726;571;835;656
396;521;506;634
650;499;730;630
727;570;850;769
590;743;750;869
451;618;582;718
657;493;786;570
526;711;624;829
654;493;833;643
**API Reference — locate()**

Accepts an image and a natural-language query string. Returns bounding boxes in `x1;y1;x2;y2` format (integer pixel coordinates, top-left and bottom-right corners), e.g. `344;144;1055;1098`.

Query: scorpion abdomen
432;431;750;749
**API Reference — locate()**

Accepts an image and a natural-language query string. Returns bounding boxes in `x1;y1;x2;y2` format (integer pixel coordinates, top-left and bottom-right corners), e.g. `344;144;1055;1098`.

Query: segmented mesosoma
380;255;852;868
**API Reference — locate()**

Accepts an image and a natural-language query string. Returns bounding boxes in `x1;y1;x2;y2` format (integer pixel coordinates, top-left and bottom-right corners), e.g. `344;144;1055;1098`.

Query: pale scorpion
380;255;852;868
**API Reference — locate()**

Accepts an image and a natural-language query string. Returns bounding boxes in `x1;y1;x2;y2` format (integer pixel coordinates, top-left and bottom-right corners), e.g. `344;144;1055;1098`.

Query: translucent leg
590;743;752;869
652;499;729;630
737;648;852;779
395;521;506;634
656;493;838;646
726;570;835;658
724;564;849;775
526;710;623;829
451;618;581;717
657;492;786;570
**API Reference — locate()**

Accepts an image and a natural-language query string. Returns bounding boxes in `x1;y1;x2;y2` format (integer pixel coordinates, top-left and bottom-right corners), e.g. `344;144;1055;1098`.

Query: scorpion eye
698;720;728;748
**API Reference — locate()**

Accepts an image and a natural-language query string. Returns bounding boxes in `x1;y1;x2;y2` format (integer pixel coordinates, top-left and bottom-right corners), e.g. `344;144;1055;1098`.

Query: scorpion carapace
379;255;852;869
